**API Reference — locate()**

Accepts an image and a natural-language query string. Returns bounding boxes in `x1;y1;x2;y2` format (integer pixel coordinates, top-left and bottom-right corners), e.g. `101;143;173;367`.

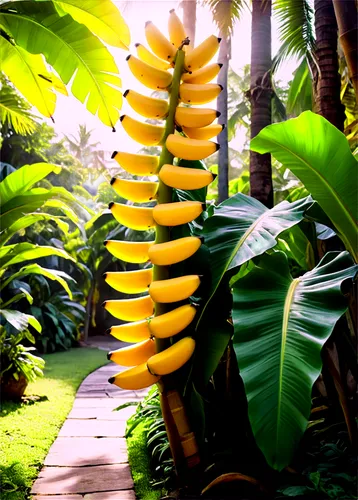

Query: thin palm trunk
332;0;358;98
249;0;273;208
314;0;345;131
182;0;196;47
217;33;230;202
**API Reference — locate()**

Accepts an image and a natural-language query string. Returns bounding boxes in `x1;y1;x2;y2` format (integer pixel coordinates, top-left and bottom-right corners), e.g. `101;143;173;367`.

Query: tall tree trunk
332;0;358;98
181;0;196;47
249;0;273;208
217;34;230;203
314;0;346;131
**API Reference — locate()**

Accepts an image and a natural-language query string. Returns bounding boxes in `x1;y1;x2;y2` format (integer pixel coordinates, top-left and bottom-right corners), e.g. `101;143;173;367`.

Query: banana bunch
105;10;223;391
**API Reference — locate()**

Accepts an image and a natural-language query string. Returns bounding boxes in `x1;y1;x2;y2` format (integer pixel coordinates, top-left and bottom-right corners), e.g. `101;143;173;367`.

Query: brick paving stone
72;398;120;408
33;495;82;499
67;407;136;420
31;464;133;494
45;437;128;466
84;491;136;499
59;419;126;437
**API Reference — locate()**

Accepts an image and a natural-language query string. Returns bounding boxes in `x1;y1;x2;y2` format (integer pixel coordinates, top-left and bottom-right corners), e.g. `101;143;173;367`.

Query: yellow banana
149;275;200;303
168;9;186;48
124;90;169;119
126;54;172;90
153;200;205;226
109;202;155;231
135;43;171;70
175;107;220;128
108;320;151;343
184;35;221;71
166;134;219;160
147;337;195;375
110;178;158;203
108;338;156;367
103;295;154;321
120;115;165;146
149;304;197;338
109;363;160;390
145;21;177;62
111;151;159;176
182;63;222;84
179;83;223;105
104;268;153;294
148;236;201;265
183;123;224;140
104;240;153;264
159;164;215;190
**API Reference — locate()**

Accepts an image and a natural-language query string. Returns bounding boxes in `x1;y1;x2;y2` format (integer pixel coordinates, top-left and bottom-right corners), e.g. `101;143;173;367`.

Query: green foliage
205;0;244;36
251;111;358;260
0;0;129;127
232;251;357;470
0;76;38;135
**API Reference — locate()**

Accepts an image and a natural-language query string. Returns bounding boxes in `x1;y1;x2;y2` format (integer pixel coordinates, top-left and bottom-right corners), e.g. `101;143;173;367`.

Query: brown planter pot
1;374;28;401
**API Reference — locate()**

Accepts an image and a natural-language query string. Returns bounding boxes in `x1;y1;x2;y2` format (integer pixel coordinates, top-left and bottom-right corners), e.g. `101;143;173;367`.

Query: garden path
31;338;148;500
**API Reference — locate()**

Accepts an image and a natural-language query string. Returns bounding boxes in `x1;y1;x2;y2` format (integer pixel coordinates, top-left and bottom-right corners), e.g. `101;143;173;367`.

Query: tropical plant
0;0;130;128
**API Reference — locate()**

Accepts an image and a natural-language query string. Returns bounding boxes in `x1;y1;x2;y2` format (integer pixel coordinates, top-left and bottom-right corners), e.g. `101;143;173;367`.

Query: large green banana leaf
251;111;358;260
0;2;122;128
232;251;357;471
50;0;130;49
198;193;313;325
0;243;75;271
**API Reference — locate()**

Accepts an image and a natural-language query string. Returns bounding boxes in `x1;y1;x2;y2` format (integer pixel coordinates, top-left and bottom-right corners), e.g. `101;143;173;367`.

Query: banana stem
154;48;186;353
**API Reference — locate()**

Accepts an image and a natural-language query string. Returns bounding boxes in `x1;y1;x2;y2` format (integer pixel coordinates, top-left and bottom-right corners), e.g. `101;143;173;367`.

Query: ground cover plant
0;347;108;500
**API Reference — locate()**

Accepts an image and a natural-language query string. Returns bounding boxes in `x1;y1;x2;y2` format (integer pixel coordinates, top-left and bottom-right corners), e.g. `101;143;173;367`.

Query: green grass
127;421;162;500
0;347;108;500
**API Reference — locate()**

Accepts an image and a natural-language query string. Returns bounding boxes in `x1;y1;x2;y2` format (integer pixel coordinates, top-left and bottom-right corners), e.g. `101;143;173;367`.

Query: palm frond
273;0;315;71
204;0;247;37
0;78;37;135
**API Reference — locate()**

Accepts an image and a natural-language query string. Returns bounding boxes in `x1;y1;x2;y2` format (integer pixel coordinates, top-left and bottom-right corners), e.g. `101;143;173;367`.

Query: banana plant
0;0;129;128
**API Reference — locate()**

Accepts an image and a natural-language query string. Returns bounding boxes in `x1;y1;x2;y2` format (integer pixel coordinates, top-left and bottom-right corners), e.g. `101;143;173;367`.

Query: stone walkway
31;350;148;499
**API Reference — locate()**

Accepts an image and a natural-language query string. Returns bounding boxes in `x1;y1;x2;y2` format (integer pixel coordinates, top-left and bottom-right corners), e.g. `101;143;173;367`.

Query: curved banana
109;363;160;390
111;151;159;176
182;63;222;84
108;338;156;367
148;236;201;265
103;295;154;321
166;134;219;160
168;9;186;48
183;123;224;141
108;320;151;343
149;304;197;338
104;268;153;294
110;177;158;203
120;115;165;146
104;240;153;264
147;337;195;376
135;43;171;70
124;90;169;119
179;83;223;105
175;107;220;128
109;202;155;231
145;21;176;62
184;35;221;71
153;200;205;226
127;54;172;90
149;275;200;303
159;164;215;190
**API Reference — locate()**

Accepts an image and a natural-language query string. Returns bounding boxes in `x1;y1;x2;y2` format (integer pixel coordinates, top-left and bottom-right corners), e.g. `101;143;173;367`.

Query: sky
51;0;297;159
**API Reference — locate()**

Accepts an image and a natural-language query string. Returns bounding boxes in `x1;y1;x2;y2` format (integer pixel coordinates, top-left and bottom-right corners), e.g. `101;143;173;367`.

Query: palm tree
249;0;273;208
182;0;197;47
0;0;129;129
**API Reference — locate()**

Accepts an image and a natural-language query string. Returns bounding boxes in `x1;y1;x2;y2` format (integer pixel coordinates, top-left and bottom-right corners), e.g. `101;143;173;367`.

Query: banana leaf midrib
0;11;117;128
276;276;300;456
195;210;268;330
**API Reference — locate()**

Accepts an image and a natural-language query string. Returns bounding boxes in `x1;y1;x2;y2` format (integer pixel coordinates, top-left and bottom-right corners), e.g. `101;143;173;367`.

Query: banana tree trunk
314;0;346;131
332;0;358;98
217;34;230;203
182;0;196;47
249;0;273;208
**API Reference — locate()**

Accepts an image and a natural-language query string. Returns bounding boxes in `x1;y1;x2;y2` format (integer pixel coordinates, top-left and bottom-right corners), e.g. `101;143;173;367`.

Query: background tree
182;0;197;47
